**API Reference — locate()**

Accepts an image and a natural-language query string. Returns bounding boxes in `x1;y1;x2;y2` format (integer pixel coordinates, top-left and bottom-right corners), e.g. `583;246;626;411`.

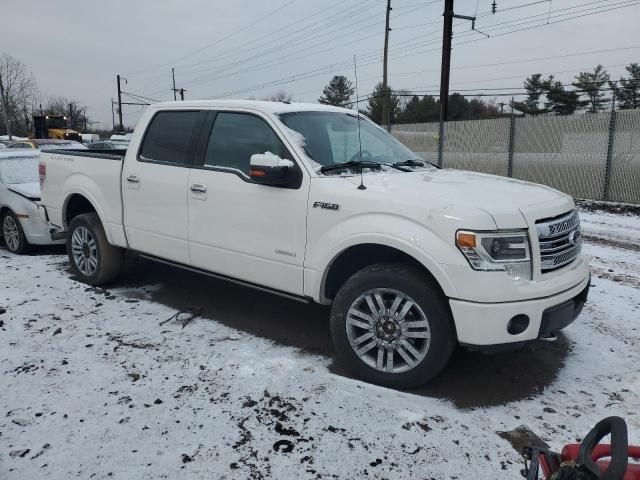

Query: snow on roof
149;99;354;115
0;135;28;141
0;150;39;159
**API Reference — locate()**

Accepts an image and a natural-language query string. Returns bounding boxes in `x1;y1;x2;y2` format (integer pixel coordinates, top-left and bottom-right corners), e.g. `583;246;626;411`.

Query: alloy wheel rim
3;216;20;252
346;288;431;374
71;226;98;276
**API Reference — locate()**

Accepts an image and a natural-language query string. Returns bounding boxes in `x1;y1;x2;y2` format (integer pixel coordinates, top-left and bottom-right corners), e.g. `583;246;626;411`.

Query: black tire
67;213;124;286
2;210;29;254
330;263;455;389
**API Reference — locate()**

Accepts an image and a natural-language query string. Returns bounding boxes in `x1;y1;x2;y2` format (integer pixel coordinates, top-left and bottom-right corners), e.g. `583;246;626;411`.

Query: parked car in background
109;133;132;148
7;139;88;150
39;100;590;388
0;150;65;253
88;141;121;151
81;133;100;144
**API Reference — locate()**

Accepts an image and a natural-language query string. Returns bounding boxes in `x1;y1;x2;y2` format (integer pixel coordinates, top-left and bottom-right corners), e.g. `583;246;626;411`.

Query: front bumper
18;204;65;246
450;270;590;346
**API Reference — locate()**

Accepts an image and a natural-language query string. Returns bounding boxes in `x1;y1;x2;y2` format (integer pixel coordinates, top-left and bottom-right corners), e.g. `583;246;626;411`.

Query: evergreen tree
543;76;582;115
366;83;400;125
573;65;610;113
610;63;640;110
318;75;355;108
513;73;547;115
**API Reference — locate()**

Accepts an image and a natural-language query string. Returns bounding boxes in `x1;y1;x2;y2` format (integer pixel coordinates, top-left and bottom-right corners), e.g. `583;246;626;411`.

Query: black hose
577;416;628;480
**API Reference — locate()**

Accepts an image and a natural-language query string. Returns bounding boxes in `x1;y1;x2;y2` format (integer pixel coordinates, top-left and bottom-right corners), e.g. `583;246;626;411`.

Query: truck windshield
278;111;428;172
46;117;67;129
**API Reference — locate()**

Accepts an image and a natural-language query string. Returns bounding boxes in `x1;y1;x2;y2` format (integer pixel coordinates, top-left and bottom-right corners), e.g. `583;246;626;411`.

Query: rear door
187;110;309;295
123;110;205;264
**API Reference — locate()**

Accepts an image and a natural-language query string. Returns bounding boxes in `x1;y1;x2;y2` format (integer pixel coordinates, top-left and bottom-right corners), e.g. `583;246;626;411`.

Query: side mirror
249;153;301;188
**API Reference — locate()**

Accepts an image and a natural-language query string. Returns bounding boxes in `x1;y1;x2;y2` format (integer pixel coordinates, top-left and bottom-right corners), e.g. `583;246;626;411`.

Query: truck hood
344;168;568;228
7;182;41;201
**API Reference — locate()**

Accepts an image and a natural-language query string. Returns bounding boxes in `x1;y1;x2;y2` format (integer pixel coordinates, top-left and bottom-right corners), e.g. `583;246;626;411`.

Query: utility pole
381;0;392;130
69;103;73;129
498;102;505;115
439;0;454;125
437;0;475;167
111;98;116;131
171;68;186;101
0;72;12;140
116;74;124;132
172;67;177;101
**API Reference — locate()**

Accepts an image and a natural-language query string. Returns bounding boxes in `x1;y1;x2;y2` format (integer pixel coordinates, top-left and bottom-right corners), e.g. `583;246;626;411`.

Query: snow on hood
7;182;41;200
0;154;40;185
343;168;569;229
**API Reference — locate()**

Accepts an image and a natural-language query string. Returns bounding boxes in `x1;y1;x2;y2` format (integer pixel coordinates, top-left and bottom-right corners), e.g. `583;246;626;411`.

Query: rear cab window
138;110;204;166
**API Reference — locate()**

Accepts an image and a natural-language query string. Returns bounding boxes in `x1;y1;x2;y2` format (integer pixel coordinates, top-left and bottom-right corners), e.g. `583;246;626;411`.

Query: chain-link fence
391;109;640;204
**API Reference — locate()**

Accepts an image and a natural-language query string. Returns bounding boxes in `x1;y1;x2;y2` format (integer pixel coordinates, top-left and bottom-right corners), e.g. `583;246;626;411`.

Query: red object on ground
560;444;640;480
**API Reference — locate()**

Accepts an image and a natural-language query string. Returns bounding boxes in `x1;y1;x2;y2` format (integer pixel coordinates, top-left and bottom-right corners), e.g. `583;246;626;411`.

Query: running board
137;253;311;304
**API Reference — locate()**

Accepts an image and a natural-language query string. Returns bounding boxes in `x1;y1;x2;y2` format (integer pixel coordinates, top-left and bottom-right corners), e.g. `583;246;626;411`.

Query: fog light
507;314;529;335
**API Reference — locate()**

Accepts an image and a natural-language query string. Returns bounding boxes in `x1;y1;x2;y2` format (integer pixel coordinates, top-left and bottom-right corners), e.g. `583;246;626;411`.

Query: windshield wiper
392;159;426;168
319;160;382;174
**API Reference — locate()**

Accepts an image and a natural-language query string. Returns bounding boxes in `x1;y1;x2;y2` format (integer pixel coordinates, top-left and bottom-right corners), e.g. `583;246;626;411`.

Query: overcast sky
2;0;639;129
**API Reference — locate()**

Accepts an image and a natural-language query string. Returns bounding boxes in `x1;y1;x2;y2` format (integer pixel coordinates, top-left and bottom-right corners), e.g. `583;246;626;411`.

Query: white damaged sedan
0;150;65;253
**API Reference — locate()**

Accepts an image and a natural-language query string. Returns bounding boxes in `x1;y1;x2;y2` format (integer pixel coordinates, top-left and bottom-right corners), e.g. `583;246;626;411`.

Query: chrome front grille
536;210;582;273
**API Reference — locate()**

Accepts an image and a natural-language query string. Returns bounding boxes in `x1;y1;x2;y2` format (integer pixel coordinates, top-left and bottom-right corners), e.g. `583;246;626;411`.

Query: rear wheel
330;263;455;389
2;211;28;254
67;213;123;285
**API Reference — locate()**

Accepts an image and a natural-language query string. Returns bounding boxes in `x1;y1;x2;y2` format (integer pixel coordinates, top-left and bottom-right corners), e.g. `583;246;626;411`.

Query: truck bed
39;149;128;248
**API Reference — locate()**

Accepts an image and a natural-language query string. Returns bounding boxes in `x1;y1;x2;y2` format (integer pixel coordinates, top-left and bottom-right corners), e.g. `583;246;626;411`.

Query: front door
123;110;204;265
187;111;309;295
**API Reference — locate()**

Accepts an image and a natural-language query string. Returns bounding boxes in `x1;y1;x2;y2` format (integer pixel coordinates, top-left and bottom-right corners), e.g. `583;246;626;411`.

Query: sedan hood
345;168;568;228
7;182;41;201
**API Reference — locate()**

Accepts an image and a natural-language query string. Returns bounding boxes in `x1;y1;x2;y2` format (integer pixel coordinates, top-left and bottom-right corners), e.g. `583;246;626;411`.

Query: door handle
190;184;207;194
126;175;140;183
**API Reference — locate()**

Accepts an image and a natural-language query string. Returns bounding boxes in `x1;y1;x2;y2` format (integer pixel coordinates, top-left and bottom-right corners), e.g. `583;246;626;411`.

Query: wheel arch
63;193;100;229
319;241;456;306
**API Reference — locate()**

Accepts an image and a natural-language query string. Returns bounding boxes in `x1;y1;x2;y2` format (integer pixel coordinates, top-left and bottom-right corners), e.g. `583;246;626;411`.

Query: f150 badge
313;201;340;211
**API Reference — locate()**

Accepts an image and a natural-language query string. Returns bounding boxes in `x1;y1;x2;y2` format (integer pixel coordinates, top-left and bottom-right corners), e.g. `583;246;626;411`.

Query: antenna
353;55;366;191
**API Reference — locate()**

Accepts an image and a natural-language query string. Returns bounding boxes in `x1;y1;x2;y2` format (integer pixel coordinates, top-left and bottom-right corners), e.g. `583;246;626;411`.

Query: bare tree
263;90;293;103
0;53;39;138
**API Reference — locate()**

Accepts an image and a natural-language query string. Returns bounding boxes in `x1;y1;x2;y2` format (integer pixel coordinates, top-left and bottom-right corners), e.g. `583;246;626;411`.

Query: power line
207;2;640;99
146;0;438;96
127;0;300;75
163;0;379;75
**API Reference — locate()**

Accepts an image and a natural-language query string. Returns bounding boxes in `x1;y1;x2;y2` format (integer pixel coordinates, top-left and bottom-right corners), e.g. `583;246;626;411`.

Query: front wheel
67;213;124;285
330;263;455;389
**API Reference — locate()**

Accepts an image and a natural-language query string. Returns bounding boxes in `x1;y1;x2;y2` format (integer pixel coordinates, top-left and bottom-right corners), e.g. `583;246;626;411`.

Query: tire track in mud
582;234;640;253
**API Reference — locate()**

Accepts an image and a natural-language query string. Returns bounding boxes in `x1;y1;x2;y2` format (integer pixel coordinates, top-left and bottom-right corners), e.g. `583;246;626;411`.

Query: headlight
456;230;531;280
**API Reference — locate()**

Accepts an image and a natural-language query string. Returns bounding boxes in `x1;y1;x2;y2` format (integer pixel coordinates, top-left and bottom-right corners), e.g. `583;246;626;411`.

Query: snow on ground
1;208;639;479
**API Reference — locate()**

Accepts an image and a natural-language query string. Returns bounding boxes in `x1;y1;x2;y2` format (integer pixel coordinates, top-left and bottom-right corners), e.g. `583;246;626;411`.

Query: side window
139;111;201;165
204;112;290;175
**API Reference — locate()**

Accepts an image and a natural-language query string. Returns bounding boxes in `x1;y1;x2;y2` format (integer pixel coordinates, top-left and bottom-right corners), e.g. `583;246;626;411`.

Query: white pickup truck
39;100;590;388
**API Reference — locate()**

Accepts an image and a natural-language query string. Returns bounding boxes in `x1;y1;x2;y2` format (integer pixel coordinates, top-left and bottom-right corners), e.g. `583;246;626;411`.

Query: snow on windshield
0;152;40;184
280;124;322;170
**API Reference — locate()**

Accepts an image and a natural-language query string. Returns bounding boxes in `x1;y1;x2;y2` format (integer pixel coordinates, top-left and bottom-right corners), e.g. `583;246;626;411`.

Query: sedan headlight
456;230;532;280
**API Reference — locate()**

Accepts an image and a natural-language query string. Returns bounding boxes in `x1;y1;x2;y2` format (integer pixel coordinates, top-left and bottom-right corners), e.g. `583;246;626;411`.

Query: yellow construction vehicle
32;114;81;141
